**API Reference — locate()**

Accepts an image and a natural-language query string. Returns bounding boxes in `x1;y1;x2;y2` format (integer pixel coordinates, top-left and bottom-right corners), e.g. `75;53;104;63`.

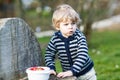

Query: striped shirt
45;29;94;77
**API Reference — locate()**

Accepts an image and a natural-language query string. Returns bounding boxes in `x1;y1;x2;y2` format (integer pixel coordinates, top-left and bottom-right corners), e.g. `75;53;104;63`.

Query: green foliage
38;30;120;79
24;9;52;31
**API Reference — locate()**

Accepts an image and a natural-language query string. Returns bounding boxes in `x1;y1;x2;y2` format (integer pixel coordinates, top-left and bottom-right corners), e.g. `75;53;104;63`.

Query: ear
56;27;60;30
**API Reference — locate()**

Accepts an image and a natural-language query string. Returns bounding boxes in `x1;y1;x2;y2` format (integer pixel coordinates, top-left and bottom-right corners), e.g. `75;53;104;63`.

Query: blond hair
52;4;81;30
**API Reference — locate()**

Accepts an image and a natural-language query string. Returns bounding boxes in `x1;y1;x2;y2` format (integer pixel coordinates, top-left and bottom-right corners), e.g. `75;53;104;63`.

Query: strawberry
30;67;45;71
30;67;37;71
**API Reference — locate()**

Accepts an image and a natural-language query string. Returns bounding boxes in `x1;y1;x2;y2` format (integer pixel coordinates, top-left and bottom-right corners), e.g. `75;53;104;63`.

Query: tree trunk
83;22;92;44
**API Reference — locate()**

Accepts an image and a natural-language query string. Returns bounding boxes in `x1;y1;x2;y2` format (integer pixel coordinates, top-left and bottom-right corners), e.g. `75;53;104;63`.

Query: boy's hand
57;70;73;78
50;70;56;75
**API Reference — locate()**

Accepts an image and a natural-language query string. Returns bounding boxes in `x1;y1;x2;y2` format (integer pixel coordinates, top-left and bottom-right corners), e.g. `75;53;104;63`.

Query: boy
45;4;97;80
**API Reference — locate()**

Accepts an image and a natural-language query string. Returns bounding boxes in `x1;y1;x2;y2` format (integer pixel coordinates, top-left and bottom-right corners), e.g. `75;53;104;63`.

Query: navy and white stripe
45;29;93;77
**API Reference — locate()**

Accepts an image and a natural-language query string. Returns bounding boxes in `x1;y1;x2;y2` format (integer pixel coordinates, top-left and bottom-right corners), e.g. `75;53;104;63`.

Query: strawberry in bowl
26;66;50;80
30;67;45;71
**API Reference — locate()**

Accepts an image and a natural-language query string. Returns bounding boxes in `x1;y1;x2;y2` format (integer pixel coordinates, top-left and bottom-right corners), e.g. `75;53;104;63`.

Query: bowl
26;66;50;80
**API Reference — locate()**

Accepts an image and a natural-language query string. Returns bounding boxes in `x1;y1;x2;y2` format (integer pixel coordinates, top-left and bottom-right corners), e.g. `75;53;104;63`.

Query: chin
69;34;73;36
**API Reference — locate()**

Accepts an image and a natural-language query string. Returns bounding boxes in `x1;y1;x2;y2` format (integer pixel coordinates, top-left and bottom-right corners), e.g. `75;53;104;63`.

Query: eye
71;22;76;25
64;23;69;26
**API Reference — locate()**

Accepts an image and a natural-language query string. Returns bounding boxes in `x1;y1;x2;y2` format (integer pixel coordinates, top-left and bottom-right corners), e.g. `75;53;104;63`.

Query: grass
37;30;120;80
89;30;120;80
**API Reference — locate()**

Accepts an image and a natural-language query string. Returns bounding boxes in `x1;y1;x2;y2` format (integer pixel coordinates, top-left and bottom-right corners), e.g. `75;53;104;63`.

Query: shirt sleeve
71;35;90;76
45;38;57;71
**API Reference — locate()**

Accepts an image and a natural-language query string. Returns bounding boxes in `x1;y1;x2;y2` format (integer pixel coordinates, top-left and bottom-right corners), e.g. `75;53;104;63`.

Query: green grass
89;30;120;80
38;30;120;80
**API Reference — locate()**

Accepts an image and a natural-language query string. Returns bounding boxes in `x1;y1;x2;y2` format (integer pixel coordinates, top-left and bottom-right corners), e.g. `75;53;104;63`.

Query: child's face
58;19;77;38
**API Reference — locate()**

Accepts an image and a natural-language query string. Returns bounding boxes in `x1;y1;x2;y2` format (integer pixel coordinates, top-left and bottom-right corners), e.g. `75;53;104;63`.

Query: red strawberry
30;67;37;71
30;67;45;71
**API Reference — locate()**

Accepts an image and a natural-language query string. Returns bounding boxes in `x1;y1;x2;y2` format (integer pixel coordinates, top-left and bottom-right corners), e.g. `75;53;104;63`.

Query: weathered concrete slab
0;18;44;80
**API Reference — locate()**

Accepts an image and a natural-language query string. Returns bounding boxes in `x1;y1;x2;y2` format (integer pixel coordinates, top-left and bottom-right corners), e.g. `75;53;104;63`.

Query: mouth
69;31;73;33
68;31;74;35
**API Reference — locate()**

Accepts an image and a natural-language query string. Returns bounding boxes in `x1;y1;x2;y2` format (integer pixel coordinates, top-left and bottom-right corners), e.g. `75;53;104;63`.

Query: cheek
60;25;66;30
73;26;77;30
60;27;67;32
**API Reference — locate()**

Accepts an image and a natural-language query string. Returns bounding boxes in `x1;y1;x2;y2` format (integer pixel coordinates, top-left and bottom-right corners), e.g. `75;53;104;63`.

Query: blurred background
0;0;120;31
0;0;120;41
0;0;120;79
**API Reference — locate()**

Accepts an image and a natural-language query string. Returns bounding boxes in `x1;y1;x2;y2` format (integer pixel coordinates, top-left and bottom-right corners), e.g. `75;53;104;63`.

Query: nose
68;24;73;29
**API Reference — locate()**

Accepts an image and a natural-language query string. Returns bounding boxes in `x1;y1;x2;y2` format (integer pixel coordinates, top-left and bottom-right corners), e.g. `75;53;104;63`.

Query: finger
50;70;56;75
57;72;64;78
61;73;68;78
52;71;56;75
